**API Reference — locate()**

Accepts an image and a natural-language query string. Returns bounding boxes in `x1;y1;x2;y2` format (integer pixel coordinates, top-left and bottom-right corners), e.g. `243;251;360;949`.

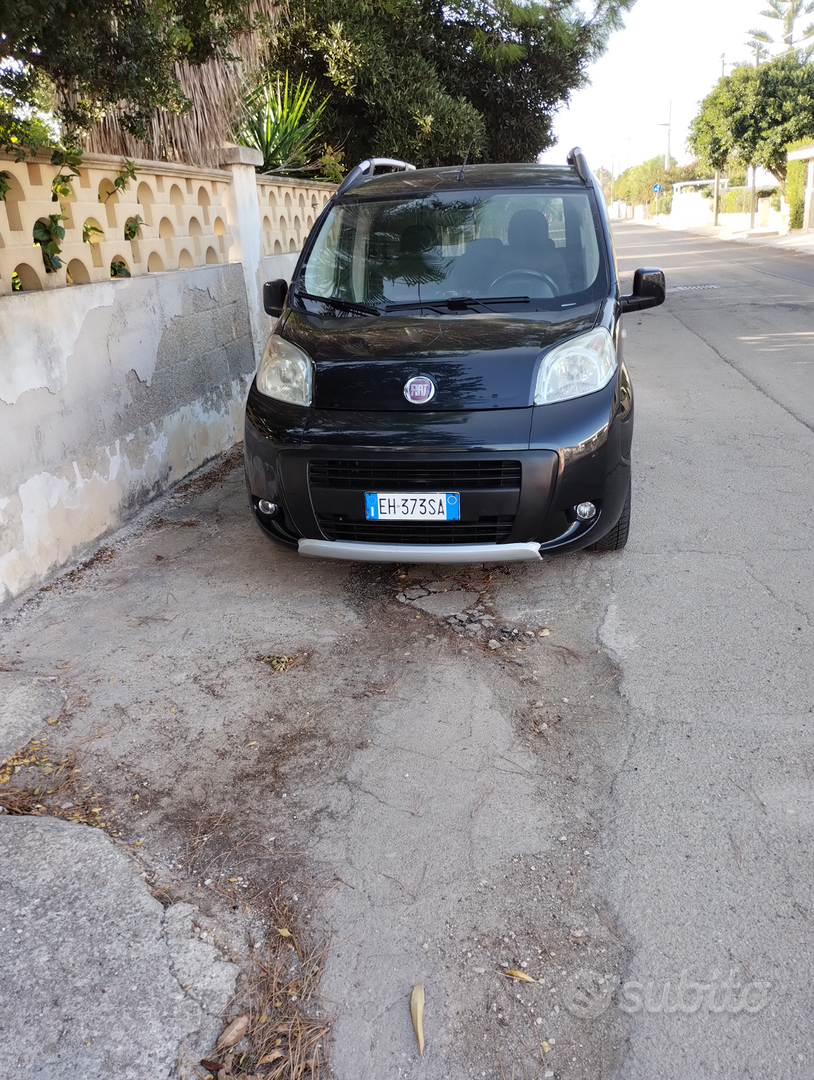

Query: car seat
494;210;568;294
446;237;504;296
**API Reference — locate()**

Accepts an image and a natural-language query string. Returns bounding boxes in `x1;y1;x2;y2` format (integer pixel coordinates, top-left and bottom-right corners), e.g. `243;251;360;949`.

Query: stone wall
0;148;336;601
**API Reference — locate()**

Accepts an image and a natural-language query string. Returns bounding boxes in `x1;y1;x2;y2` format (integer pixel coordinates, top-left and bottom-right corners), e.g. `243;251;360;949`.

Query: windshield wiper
295;290;381;317
444;295;531;309
384;295;530;313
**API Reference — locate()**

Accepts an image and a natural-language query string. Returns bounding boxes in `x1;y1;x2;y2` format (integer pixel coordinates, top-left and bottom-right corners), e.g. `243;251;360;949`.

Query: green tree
594;165;613;202
748;0;814;60
0;0;275;149
269;0;637;168
433;0;638;164
688;54;814;180
613;156;713;211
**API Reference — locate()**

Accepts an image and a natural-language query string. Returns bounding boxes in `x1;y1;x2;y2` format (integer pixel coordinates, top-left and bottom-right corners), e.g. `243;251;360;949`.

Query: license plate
365;492;460;521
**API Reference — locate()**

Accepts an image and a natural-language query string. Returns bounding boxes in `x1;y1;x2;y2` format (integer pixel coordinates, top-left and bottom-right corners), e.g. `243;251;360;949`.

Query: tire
589;477;631;551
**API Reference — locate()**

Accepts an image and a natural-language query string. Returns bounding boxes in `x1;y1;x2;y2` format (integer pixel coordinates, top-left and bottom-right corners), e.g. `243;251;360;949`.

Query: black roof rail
336;157;417;196
566;146;591;184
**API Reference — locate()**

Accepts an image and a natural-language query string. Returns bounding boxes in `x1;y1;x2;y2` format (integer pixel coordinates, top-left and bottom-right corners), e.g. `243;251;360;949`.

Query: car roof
339;162;587;197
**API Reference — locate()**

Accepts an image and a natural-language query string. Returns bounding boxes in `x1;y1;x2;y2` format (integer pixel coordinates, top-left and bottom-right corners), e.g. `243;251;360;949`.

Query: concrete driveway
1;223;812;1080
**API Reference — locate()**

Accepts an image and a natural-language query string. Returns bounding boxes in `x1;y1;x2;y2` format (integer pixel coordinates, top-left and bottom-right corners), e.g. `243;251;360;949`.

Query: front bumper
298;539;544;563
245;380;631;559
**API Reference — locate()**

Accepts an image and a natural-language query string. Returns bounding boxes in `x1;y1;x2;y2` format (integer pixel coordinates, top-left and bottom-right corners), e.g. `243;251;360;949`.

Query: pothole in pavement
349;562;555;665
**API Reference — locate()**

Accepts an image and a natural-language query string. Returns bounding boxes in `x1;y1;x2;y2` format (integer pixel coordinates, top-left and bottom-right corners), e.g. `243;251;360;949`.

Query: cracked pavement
0;223;812;1079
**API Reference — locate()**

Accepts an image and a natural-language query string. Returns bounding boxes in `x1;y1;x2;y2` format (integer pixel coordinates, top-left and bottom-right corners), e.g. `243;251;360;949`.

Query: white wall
0;151;336;602
0;264;254;601
670;191;713;229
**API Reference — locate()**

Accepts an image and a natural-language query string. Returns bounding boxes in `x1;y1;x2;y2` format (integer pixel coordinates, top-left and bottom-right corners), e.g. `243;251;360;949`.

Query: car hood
281;305;602;411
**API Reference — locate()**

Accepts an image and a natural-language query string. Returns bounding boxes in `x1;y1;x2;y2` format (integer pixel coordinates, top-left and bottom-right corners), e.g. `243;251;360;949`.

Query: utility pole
721;52;726;77
714;170;720;226
750;165;757;229
658;103;672;171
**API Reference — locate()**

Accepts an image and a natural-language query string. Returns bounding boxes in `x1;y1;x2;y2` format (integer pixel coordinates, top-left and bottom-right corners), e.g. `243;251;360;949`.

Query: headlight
534;328;617;405
256;335;313;406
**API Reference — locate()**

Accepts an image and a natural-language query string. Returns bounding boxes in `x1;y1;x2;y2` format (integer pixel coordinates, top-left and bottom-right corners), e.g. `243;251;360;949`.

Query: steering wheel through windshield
489;269;559;297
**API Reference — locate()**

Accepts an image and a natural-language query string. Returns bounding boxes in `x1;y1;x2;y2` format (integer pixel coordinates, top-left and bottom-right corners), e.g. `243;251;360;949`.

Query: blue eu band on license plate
365;492;460;521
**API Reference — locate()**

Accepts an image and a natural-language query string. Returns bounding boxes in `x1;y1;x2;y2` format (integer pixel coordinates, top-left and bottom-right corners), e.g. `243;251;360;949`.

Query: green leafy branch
102;159;138;201
124;215;144;241
51;148;83;202
33;214;66;272
83;222;104;243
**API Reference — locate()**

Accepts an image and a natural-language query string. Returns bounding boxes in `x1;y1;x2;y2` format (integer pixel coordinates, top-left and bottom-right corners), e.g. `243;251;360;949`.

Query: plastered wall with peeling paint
0;263;255;602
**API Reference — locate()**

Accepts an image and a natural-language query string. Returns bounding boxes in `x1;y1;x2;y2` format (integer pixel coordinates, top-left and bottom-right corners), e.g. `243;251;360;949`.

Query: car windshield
298;188;609;314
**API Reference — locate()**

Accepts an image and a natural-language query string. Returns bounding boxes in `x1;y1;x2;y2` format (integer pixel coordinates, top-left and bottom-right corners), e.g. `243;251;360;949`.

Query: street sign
653;183;662;193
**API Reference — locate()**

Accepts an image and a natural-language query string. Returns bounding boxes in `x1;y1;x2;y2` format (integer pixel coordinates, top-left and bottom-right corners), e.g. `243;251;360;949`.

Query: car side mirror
620;268;665;313
263;279;289;317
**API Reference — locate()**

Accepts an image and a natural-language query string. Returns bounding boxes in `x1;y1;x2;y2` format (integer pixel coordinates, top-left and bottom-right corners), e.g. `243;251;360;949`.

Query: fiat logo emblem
404;375;436;404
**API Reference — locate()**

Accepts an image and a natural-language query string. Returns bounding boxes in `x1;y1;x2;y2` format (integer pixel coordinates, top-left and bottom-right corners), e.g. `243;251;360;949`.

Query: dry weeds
147;517;202;531
0;739;117;832
174;445;244;498
35;544;118;596
199;888;330;1079
166;805;329;1077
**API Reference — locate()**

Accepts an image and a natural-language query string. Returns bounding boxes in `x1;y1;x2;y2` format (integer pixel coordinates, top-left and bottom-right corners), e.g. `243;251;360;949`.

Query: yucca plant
238;72;329;176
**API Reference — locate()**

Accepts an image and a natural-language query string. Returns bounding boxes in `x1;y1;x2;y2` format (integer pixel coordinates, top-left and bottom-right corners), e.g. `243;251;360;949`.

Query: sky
539;0;768;175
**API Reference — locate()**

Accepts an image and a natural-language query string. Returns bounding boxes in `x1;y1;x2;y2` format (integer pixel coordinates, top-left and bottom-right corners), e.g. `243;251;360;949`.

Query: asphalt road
601;222;814;1078
0;222;812;1080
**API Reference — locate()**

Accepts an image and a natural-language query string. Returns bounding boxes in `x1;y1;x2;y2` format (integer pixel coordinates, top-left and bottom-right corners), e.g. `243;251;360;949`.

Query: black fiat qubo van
244;149;665;563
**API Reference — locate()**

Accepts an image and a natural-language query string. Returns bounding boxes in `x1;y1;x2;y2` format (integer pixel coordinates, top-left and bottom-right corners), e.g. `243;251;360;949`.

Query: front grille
309;459;521;490
316;516;515;544
308;456;521;545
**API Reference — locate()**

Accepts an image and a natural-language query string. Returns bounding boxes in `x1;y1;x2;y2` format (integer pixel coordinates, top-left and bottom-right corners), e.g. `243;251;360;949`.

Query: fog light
258;499;277;516
575;501;597;521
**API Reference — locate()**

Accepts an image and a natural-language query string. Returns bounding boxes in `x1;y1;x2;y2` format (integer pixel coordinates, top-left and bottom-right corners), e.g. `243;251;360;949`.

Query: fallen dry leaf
216;1013;249;1049
504;969;538;983
277;927;291;937
258;1049;285;1064
541;1039;551;1053
410;983;425;1057
200;1059;223;1071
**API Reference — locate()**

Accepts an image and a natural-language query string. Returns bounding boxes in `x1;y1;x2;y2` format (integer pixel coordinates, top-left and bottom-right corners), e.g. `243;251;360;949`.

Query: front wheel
589;477;631;551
